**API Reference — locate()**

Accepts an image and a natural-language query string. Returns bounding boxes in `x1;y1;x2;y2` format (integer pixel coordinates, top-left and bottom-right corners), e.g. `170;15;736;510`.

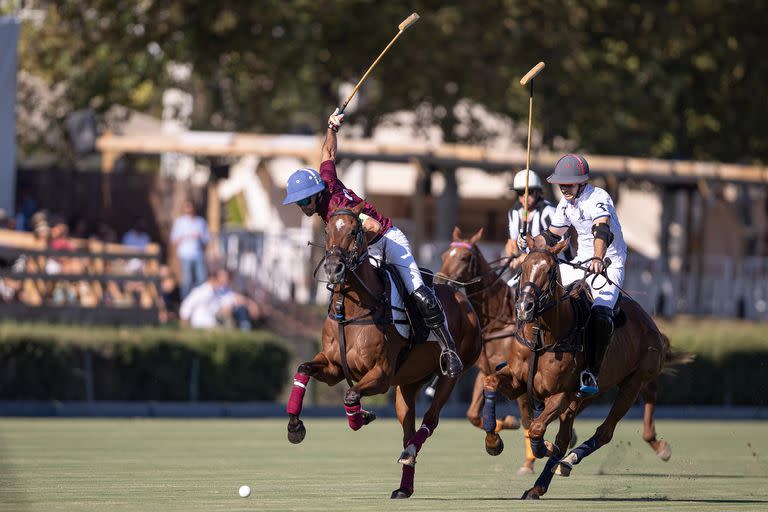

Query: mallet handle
520;61;545;234
340;13;420;114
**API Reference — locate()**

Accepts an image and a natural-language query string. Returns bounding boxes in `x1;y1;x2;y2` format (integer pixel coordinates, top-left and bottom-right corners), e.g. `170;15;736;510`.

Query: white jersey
550;184;627;266
508;200;556;240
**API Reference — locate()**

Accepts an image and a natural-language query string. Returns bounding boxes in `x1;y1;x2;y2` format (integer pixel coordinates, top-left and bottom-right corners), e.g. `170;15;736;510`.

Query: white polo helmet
512;169;542;191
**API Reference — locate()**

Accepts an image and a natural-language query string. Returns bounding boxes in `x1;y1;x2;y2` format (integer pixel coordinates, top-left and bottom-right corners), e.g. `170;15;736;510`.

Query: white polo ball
238;485;251;498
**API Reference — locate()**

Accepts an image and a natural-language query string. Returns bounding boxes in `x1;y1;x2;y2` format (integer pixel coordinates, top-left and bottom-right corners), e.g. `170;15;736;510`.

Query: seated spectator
122;217;151;250
0;208;14;229
179;268;255;330
158;264;181;324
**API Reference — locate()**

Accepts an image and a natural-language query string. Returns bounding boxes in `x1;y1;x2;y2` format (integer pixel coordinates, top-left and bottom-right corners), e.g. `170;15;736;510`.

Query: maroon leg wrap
407;422;436;453
344;403;367;431
286;372;310;416
399;464;415;493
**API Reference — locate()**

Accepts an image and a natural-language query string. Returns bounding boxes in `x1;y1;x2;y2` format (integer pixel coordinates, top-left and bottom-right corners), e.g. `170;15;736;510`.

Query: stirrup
439;349;463;378
578;370;598;396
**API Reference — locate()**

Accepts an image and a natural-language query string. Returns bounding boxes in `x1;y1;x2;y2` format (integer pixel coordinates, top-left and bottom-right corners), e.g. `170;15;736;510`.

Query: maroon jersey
317;160;392;237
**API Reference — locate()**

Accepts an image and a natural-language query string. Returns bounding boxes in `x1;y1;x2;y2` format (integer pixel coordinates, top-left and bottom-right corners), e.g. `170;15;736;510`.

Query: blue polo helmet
283;168;326;205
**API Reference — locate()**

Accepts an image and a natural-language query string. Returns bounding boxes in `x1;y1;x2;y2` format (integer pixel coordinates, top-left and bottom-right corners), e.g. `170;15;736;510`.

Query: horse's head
435;227;484;287
325;203;367;284
516;234;570;322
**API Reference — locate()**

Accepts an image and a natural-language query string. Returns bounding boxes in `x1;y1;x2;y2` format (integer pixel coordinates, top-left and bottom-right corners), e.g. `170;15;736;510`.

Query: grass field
0;418;767;511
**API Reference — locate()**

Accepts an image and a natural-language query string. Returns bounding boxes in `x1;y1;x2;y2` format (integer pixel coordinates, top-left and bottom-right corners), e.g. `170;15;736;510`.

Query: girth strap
334;294;355;388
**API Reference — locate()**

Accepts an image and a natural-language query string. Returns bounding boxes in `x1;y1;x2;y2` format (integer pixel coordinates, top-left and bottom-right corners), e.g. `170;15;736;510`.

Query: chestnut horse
285;204;482;499
435;227;538;476
482;235;686;499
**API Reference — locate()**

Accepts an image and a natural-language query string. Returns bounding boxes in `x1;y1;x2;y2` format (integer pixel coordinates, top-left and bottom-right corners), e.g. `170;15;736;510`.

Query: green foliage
16;1;767;163
0;323;291;401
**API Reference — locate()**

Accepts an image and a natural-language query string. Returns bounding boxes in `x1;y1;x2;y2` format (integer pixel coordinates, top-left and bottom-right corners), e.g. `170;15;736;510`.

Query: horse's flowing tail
660;333;695;376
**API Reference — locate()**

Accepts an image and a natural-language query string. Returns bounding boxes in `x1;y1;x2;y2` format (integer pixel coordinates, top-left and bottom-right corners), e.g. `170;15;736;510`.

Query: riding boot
412;285;463;378
579;305;614;396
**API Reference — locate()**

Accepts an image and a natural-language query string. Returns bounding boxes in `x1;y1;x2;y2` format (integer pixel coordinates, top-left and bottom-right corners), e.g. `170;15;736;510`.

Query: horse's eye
460;255;470;263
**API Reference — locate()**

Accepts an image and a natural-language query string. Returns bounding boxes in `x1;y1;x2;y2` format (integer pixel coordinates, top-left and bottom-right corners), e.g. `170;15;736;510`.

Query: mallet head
520;62;546;86
398;13;420;31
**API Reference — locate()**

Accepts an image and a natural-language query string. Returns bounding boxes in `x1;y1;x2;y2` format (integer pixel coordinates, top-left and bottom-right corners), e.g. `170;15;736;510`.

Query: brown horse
435;226;539;476
482;235;683;499
285;203;482;499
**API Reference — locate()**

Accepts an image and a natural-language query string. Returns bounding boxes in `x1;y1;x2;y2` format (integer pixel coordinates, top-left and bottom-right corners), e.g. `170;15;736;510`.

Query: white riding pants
368;227;423;294
559;262;625;309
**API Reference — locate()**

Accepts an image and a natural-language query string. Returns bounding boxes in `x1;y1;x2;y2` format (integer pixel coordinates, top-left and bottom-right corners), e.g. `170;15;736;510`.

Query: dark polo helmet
547;154;590;184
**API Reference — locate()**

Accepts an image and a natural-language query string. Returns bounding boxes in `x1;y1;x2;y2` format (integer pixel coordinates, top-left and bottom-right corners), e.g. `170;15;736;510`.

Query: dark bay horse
286;203;482;499
482;235;686;499
435;227;538;476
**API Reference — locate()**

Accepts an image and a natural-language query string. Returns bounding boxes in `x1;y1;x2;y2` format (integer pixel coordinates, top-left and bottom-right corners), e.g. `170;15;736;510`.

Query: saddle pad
386;272;439;343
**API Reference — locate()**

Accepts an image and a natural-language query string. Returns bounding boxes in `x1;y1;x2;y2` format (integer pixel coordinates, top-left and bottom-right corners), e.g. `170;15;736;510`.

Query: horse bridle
326;208;369;275
517;248;562;319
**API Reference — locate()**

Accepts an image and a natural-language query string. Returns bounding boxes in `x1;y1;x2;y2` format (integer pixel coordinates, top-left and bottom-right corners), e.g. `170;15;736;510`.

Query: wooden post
411;158;427;262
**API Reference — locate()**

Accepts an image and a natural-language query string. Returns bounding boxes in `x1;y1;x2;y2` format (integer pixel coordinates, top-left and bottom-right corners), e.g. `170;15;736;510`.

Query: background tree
12;0;768;164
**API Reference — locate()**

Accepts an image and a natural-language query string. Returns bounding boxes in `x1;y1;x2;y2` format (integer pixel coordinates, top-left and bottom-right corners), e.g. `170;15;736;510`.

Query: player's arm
590;217;612;272
321;109;344;163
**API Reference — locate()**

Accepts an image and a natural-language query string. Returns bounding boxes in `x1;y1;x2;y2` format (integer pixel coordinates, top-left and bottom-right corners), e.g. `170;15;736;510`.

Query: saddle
378;263;433;344
565;282;627;346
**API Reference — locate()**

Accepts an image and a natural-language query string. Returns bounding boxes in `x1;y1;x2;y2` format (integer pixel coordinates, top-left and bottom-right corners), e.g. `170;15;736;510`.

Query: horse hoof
516;465;534;476
521;488;540;500
485;434;504;456
390;488;413;499
287;420;306;444
553;460;572;477
362;410;377;425
656;440;672;461
398;445;417;466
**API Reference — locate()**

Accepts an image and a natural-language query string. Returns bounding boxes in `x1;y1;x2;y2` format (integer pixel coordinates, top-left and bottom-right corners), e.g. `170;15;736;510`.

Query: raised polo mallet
519;61;545;240
338;13;420;114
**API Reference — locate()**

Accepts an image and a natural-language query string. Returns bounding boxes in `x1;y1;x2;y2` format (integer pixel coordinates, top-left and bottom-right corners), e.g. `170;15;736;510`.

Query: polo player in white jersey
518;154;627;395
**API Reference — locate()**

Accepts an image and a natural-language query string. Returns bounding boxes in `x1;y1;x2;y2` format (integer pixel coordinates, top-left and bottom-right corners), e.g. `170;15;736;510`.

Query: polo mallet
338;13;420;114
519;61;545;240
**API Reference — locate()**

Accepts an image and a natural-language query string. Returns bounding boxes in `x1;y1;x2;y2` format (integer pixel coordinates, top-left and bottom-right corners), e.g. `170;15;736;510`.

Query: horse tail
660;333;695;376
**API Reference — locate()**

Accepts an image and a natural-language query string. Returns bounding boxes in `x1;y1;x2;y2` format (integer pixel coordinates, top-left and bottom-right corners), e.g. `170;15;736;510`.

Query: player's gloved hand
588;257;605;274
517;234;528;252
328;108;345;132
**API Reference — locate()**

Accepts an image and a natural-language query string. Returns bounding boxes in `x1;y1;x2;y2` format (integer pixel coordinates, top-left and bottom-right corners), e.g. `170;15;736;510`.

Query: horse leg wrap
399;464;415;493
408;423;435;453
481;390;497;432
524;429;536;463
286;372;310;416
529;436;547;459
344;403;366;431
533;457;559;492
571;436;599;462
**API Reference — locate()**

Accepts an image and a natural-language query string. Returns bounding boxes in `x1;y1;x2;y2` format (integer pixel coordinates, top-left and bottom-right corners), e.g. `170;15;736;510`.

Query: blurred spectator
71;218;90;239
122;217;151;250
49;219;75;251
15;187;38;232
171;200;210;299
158;264;181;324
96;222;118;243
179;268;258;330
0;208;15;229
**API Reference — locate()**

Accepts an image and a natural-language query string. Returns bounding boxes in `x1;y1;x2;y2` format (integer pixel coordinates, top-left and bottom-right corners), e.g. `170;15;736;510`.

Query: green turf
0;418;766;511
